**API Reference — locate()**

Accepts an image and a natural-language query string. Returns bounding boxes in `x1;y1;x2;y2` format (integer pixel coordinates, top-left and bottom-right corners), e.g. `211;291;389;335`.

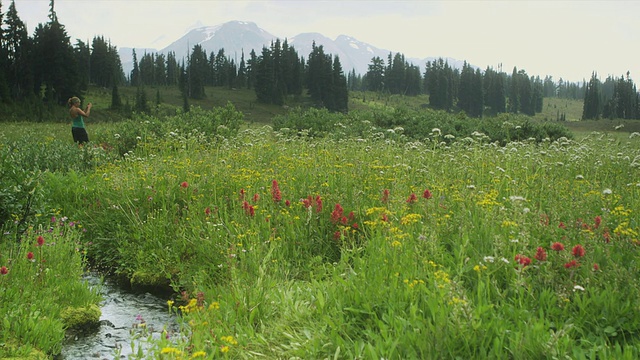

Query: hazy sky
15;0;639;82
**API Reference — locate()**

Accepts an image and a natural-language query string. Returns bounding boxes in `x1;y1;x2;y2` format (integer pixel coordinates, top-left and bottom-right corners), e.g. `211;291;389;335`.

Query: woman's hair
67;96;80;108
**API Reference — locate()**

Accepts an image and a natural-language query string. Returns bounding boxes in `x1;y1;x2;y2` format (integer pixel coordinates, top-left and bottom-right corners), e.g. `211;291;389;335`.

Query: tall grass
40;123;640;358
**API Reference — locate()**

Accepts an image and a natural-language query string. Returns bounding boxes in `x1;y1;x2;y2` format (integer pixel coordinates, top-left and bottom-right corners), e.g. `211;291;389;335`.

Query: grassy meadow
2;90;640;359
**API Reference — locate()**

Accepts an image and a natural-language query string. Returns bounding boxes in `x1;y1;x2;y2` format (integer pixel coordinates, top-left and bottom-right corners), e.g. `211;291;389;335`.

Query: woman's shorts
72;127;89;144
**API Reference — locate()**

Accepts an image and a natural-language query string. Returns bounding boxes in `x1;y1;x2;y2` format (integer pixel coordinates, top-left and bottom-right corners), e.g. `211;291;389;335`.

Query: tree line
1;0;636;119
582;72;639;120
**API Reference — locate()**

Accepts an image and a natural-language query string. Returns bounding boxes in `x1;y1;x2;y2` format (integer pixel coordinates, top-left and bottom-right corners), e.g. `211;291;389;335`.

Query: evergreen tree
130;49;140;86
246;49;257;89
166;51;179;86
366;56;385;92
484;67;506;114
74;39;90;90
31;7;79;104
4;0;31;100
187;44;207;99
306;42;333;109
582;72;602;120
154;53;166;86
237;51;247;88
254;46;274;104
508;67;519;113
330;55;348;113
110;84;122;109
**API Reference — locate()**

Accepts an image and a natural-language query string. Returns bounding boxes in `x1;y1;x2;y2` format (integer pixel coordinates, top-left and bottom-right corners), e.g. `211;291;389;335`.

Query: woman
68;96;92;144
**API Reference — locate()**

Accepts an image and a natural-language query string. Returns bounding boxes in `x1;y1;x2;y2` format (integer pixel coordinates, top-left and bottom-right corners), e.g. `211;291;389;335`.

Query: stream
60;273;180;359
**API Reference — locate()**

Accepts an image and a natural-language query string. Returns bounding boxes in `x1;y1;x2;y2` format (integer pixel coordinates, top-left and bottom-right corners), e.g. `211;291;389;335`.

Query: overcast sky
15;0;639;83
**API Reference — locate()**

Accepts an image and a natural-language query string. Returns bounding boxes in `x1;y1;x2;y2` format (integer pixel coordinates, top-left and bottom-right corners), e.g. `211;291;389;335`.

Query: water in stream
60;273;180;359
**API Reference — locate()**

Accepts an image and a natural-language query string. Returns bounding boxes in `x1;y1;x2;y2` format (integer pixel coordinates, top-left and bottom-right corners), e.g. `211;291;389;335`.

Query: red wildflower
285;199;291;207
204;207;211;216
248;206;255;217
422;188;433;199
603;231;611;243
27;252;34;260
348;211;355;221
406;193;418;204
564;260;579;268
593;263;600;271
271;180;282;202
551;242;565;251
558;222;567;229
594;216;602;229
239;188;246;200
333;230;342;241
315;195;323;213
515;254;531;267
0;266;7;275
381;189;390;203
381;213;389;222
341;216;348;225
252;193;260;203
303;196;313;209
180;181;189;188
37;236;45;247
352;223;359;230
572;244;585;258
535;247;547;261
330;204;344;224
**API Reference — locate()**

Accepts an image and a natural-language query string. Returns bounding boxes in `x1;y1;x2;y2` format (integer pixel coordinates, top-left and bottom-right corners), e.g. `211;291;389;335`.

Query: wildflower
0;266;7;275
239;188;246;200
205;207;211;216
422;189;433;199
535;247;547;261
252;193;260;202
594;216;601;229
551;242;565;251
330;204;344;224
483;256;495;263
539;214;550;226
27;252;34;260
603;231;611;243
381;213;389;222
271;180;282;202
572;244;585;258
593;263;600;271
220;346;230;353
558;222;567;229
564;260;579;268
180;181;189;188
315;195;323;213
285;199;291;207
406;193;418;204
333;230;342;241
515;254;531;267
191;351;207;358
381;189;390;203
573;285;585;291
37;236;45;246
602;188;612;195
161;347;181;355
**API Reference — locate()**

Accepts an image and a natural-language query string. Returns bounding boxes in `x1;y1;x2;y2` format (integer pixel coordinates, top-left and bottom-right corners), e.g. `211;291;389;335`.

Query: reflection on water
60;273;179;359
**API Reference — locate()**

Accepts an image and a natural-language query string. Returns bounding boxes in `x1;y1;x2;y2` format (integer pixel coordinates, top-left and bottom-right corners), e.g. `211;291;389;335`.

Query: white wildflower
602;189;613;195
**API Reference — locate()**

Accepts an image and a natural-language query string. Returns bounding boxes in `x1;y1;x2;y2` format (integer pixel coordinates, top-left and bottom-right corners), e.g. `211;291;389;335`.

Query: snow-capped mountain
119;20;467;77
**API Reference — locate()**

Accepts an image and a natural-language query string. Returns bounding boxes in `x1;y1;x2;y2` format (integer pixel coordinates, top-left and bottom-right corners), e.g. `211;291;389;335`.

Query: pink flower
534;247;547;262
0;266;8;275
180;181;189;188
27;252;34;260
572;244;585;258
37;236;45;247
422;189;433;199
551;242;564;251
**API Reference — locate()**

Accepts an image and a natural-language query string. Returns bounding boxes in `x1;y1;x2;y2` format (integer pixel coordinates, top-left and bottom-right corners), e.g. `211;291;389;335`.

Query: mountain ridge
119;20;469;78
